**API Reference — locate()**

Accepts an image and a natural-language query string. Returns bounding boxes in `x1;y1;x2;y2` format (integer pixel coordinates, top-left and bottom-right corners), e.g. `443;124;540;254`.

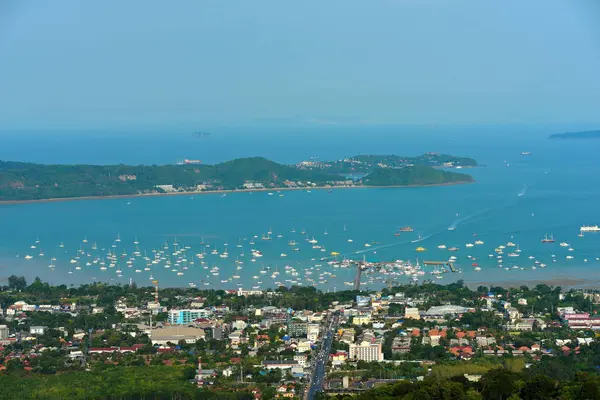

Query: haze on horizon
1;0;600;130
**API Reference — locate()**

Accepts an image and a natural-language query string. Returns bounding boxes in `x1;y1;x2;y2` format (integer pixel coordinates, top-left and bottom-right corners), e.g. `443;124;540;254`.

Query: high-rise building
349;341;383;362
168;309;211;324
288;322;308;337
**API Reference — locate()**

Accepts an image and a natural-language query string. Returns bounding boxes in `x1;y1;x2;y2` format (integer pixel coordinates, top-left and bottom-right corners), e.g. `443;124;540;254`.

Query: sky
1;0;600;129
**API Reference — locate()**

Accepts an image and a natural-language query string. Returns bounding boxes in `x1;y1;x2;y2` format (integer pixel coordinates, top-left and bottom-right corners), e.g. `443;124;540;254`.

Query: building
564;313;600;330
288;322;308;337
352;315;372;326
349;341;384;362
404;307;421;320
293;354;308;367
422;305;470;321
150;327;205;346
156;184;175;192
168;309;212;324
307;323;320;342
262;360;298;370
0;325;8;340
296;340;312;353
30;326;47;335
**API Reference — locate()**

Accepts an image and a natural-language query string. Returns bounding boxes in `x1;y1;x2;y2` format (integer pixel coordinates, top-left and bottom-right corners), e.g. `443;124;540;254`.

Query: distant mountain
549;130;600;140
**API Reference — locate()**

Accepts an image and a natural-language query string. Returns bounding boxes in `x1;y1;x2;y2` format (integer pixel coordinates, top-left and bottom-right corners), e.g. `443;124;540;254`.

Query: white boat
437;244;447;249
560;242;569;247
581;225;600;232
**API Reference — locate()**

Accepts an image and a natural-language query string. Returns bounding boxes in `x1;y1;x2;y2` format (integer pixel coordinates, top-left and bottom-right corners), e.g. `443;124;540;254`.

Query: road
306;312;339;400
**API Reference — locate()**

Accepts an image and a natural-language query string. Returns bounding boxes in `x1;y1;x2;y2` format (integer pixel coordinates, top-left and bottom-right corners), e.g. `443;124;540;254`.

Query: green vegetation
0;157;336;201
0;153;476;202
549;130;600;140
327;369;600;400
0;365;253;400
363;165;474;187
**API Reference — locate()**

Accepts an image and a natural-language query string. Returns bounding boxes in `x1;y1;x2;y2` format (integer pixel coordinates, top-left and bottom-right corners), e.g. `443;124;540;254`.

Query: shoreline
0;180;473;206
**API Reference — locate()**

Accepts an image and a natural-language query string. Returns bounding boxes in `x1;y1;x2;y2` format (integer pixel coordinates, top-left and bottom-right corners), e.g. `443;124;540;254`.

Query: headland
0;153;476;203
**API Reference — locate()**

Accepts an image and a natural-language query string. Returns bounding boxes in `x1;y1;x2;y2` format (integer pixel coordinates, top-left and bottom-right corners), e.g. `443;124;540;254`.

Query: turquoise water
2;126;600;289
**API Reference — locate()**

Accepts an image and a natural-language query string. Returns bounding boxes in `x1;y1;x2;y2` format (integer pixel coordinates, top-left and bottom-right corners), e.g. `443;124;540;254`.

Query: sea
2;124;600;291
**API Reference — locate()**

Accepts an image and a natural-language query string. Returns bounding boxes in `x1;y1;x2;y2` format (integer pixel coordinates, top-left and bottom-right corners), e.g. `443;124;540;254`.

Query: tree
8;275;27;291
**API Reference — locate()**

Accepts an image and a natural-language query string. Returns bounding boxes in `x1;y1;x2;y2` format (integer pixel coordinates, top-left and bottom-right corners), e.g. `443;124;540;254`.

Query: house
228;331;243;346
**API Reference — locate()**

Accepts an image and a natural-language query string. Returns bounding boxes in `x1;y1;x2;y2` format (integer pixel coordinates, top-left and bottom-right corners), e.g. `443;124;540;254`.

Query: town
2;276;600;399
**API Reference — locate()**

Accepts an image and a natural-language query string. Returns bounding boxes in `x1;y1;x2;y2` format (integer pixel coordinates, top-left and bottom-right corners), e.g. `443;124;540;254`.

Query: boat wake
448;208;492;231
411;233;433;243
517;184;528;197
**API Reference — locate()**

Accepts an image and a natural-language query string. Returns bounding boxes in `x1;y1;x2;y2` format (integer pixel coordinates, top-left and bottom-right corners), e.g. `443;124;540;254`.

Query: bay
1;125;600;290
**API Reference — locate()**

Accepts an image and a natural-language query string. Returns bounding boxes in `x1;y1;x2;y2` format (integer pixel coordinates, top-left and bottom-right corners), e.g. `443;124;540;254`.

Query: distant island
0;153;476;202
549;130;600;140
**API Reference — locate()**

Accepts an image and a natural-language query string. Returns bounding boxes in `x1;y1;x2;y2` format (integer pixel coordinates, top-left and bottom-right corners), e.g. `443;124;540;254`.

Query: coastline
0;180;473;206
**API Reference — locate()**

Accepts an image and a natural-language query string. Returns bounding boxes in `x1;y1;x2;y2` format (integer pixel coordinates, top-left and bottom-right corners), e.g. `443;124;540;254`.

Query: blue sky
1;0;599;129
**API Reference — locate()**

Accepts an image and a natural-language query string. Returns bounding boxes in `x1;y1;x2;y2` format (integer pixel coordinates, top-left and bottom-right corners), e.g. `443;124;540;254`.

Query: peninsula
0;153;475;202
549;130;600;140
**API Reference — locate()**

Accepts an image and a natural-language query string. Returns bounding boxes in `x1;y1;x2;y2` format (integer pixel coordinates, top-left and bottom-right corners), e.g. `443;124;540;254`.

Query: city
2;276;600;398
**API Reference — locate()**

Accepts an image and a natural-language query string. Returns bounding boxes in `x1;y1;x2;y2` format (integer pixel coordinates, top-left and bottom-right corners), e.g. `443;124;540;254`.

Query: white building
307;323;320;342
349;341;384;362
30;326;47;335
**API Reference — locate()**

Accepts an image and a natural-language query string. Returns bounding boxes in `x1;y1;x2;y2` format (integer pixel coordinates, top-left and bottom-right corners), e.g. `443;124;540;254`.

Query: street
306;312;339;400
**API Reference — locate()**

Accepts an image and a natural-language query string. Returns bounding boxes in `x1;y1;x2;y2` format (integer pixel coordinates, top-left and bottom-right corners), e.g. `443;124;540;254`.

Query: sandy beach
0;180;473;206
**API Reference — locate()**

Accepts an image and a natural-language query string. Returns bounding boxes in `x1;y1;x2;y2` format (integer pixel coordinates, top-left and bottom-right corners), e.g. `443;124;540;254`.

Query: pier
423;261;457;272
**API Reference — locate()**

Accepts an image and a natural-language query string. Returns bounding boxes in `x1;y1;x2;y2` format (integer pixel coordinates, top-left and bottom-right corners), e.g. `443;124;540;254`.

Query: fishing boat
541;234;555;243
398;226;414;232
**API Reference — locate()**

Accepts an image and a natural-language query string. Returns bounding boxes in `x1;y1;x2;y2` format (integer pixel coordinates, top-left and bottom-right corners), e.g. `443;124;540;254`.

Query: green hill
363;165;474;186
0;155;475;202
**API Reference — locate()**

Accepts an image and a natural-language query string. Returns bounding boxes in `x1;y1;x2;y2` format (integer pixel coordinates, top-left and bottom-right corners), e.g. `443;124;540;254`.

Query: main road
306;312;339;400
